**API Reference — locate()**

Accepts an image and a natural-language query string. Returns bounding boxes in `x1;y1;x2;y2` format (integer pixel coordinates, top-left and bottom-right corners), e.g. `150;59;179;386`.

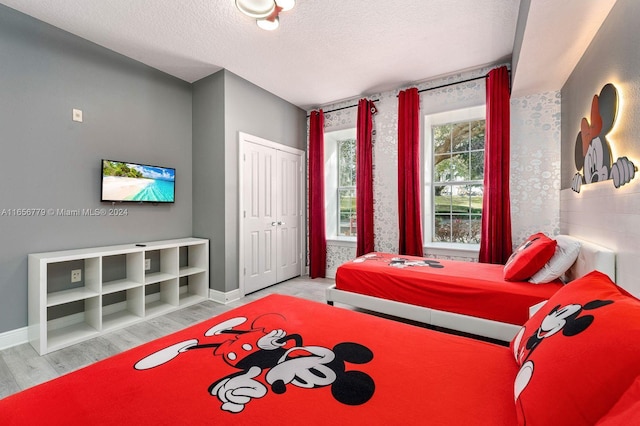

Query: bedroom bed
2;272;639;425
326;234;616;341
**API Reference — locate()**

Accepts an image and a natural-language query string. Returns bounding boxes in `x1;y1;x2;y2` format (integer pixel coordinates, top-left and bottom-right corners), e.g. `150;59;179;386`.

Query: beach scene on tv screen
102;161;175;202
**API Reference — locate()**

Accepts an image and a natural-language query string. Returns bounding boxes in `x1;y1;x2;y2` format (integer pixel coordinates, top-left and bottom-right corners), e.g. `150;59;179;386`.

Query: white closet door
243;141;278;294
276;150;302;282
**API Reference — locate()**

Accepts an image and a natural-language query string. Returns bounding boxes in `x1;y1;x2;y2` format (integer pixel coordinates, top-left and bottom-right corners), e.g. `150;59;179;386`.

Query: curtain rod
417;74;486;94
307;68;510;116
307;99;379;117
416;68;512;95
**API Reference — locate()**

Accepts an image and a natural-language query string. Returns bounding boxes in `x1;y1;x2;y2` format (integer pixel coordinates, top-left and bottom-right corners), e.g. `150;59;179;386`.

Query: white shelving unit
28;238;209;355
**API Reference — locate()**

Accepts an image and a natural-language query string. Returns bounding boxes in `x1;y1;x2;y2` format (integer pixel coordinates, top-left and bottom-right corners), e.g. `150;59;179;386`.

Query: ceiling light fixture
236;0;295;30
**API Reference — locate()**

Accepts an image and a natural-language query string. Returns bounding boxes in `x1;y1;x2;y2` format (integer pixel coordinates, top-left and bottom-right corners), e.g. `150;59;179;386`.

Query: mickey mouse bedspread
0;294;518;425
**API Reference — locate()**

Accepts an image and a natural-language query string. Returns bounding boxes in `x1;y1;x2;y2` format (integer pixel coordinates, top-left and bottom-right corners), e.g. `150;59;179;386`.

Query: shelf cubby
178;274;208;306
102;252;144;295
46;297;101;352
102;287;144;332
144;279;178;317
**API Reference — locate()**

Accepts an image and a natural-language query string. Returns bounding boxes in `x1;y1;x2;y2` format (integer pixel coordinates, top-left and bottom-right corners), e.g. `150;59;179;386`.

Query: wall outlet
145;258;151;271
72;108;83;122
71;269;82;283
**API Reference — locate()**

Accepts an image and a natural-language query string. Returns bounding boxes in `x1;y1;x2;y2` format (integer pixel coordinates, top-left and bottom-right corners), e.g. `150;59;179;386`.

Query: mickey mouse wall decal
571;83;637;192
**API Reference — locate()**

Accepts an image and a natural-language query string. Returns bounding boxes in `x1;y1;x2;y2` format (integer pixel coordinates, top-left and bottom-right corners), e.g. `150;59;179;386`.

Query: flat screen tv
101;160;175;203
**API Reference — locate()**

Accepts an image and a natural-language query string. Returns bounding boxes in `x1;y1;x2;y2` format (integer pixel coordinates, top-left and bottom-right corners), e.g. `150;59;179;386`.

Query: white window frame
424;105;485;254
324;128;357;243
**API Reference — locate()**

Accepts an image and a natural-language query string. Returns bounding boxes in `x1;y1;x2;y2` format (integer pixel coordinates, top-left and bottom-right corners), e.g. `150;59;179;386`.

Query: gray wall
192;71;226;291
560;0;640;295
193;70;307;293
0;5;193;333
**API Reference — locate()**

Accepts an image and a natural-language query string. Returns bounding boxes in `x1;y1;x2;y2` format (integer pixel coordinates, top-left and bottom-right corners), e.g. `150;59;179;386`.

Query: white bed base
325;235;616;342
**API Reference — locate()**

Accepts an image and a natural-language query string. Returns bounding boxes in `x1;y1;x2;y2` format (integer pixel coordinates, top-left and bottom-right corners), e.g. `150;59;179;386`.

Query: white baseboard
0;326;28;351
209;288;243;304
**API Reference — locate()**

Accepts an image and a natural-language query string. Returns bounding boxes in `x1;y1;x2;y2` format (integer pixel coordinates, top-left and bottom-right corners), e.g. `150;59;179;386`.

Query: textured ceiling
0;0;617;109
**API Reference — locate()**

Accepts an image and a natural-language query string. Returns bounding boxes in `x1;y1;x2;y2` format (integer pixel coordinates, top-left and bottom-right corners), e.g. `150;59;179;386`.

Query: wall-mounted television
101;160;175;203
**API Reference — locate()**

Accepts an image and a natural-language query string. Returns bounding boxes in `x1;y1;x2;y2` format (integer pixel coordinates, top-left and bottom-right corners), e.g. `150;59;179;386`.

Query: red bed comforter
336;252;563;325
0;294;518;425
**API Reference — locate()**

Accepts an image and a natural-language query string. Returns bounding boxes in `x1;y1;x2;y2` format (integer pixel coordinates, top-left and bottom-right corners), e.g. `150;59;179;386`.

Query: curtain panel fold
479;66;513;264
397;88;424;257
309;110;327;278
356;99;376;256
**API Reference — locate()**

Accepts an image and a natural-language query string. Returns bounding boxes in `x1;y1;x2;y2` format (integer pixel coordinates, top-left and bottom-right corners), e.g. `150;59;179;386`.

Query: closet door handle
278;221;285;226
271;222;277;226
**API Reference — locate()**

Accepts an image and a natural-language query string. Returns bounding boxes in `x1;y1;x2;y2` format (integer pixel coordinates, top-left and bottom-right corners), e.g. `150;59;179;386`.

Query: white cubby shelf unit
28;238;209;355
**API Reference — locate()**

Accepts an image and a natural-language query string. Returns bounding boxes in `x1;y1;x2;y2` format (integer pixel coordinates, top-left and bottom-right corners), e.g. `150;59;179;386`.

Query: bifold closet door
242;141;302;294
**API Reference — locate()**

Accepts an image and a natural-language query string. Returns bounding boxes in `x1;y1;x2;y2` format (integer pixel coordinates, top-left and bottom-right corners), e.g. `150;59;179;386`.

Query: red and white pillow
510;271;640;425
529;235;581;284
503;233;557;281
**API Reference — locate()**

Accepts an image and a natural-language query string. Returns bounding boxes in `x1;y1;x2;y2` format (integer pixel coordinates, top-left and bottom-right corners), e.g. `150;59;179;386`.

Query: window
337;137;357;237
325;128;357;239
424;106;485;245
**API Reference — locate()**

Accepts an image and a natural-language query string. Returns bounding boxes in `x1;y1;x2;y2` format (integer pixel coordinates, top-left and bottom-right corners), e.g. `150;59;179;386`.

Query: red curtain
397;88;424;257
479;66;513;264
308;110;327;278
356;99;376;256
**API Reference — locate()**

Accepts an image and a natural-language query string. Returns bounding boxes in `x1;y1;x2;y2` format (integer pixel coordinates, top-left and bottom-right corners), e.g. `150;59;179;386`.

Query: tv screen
101;160;175;203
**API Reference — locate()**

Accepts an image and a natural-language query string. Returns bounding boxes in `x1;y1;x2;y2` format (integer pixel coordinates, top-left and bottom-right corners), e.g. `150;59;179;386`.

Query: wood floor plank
1;343;59;392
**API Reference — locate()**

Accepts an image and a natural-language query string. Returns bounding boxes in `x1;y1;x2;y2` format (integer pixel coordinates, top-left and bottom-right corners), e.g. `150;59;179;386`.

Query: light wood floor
0;276;334;400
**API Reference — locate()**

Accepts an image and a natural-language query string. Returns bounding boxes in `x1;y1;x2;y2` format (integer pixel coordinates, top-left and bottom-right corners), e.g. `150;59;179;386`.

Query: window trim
424;105;486;249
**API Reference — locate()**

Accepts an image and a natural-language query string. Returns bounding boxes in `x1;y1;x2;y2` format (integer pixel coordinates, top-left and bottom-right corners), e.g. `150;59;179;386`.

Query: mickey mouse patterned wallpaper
312;67;562;277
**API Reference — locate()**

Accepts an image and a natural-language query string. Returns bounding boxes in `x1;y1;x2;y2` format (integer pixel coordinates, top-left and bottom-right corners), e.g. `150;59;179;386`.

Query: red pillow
503;233;556;281
510;271;640;425
596;375;640;425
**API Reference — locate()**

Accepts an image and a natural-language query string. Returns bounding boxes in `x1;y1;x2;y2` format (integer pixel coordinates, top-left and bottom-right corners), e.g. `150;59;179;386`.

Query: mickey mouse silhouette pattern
512;299;613;421
571;83;636;192
134;313;375;414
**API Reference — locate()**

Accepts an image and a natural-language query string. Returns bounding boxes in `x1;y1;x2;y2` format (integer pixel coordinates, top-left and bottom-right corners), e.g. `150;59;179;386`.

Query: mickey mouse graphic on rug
134;313;375;414
571;83;636;192
512;298;613;420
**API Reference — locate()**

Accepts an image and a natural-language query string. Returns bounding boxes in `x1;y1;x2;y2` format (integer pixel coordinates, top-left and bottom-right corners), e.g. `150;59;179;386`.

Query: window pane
338;188;356;237
433;124;451;153
451;214;470;243
450;190;471;214
434;215;451;242
470;214;482;243
434;154;451;182
450;152;470;180
434;185;452;214
470;120;485;150
338;139;356;187
451;122;470;152
470;151;484;180
469;185;483;214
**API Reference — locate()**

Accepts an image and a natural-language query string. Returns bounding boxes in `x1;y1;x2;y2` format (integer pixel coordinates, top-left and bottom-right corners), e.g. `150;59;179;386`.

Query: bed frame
326;236;616;342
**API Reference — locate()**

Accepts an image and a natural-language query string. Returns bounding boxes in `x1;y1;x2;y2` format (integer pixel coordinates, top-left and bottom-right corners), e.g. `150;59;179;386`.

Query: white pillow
529;235;581;284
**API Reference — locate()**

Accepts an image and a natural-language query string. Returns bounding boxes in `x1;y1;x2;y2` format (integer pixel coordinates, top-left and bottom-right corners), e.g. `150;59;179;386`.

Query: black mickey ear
331;370;375;406
598;83;618;133
583;299;614;310
575;132;585;170
563;315;594;336
333;342;374;364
